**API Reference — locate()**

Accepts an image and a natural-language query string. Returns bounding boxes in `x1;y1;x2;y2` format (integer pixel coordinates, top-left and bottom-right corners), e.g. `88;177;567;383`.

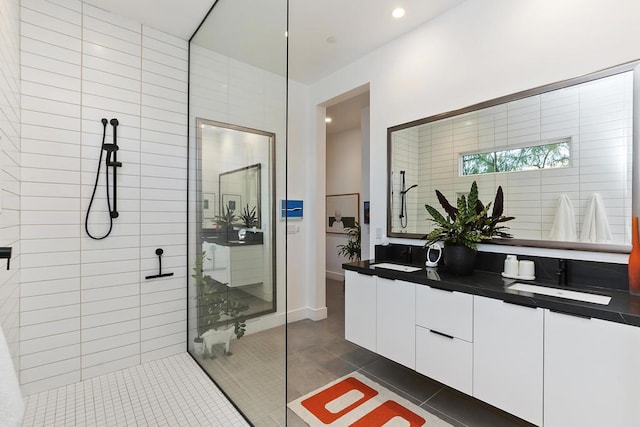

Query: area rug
288;371;452;426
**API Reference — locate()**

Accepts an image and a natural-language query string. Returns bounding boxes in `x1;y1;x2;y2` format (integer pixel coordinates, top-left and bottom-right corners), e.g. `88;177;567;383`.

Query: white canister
504;255;519;276
519;260;535;278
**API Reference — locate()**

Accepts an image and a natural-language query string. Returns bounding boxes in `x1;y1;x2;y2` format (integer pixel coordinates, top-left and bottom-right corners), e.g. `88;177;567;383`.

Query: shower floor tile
21;353;248;427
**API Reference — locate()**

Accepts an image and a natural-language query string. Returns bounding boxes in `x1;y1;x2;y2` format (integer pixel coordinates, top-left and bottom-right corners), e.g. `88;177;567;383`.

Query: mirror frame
387;60;639;253
195;117;277;323
219;163;262;226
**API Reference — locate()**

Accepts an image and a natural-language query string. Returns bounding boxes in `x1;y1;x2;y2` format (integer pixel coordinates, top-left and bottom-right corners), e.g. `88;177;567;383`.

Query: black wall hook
145;248;174;279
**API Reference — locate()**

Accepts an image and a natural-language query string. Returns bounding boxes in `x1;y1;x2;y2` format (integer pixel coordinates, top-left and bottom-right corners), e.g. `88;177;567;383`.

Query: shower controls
146;248;174;280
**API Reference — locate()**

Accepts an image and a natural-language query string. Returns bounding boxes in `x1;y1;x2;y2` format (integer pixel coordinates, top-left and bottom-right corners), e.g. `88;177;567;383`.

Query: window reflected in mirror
461;138;571;176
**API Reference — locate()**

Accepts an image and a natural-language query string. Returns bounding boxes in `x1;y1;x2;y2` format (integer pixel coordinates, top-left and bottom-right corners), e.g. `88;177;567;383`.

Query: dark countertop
202;237;263;247
344;260;640;328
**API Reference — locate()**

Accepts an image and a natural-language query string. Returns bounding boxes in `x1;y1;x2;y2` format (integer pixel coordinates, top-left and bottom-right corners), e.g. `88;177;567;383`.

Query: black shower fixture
399;170;417;229
85;117;122;240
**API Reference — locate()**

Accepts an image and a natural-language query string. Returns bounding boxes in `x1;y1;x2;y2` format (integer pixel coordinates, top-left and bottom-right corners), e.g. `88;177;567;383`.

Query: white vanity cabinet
415;286;473;394
377;278;415;369
344;270;377;352
344;268;640;426
473;296;543;426
544;309;640;427
205;242;263;287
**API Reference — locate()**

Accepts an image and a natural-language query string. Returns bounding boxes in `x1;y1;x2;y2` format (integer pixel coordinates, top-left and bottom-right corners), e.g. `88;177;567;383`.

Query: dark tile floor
286;278;535;427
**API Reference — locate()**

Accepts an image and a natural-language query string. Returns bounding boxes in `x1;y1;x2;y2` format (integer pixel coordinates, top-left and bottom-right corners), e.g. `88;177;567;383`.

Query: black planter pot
443;245;477;275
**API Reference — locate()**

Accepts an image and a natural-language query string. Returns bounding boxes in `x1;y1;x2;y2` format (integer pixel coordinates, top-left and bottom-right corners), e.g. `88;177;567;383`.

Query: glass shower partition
187;1;288;424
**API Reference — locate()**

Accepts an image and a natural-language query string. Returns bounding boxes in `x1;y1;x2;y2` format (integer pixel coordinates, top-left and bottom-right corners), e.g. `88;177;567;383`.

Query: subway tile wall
20;0;188;395
0;0;21;373
405;72;632;244
391;128;420;232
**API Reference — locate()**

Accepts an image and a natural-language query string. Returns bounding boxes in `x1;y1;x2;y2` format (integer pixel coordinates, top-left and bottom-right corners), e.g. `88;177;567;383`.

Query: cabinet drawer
416;285;473;341
416;326;472;395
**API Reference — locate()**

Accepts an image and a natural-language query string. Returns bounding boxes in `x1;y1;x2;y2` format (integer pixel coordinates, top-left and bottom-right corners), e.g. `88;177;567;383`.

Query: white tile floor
21;353;249;427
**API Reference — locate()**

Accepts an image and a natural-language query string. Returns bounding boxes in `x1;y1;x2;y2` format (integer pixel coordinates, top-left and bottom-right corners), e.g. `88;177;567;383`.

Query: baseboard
287;306;328;322
286;307;310;323
306;306;328;321
244;311;286;335
326;270;344;281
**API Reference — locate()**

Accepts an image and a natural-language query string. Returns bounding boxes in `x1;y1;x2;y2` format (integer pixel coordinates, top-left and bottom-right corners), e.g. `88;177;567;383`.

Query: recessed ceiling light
392;7;405;19
325;117;332;123
326;36;336;44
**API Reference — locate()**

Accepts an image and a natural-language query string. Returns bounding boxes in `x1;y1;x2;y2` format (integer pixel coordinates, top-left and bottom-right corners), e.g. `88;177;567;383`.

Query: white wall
304;0;640;313
326;127;361;280
286;79;312;320
19;0;188;395
0;0;21;373
360;107;371;260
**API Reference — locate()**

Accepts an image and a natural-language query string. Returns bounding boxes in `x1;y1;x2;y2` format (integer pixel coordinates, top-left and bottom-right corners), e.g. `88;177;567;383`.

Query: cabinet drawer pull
430;329;454;339
430;286;453;293
503;299;538;309
550;309;591;320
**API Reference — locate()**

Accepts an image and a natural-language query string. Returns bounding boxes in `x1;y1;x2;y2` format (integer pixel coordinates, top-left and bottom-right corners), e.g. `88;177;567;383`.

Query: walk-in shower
187;0;288;424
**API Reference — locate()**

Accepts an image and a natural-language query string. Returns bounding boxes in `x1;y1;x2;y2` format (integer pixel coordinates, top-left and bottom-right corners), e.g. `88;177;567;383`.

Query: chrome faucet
556;259;568;286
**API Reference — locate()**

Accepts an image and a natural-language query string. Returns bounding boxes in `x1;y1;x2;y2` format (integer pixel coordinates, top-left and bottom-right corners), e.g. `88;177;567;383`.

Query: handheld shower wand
85;117;122;240
399;171;418;229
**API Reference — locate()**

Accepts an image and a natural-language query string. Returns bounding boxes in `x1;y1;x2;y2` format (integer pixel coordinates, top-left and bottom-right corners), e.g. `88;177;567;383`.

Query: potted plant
337;221;361;262
239;204;258;229
423;181;514;275
192;251;249;357
214;203;238;241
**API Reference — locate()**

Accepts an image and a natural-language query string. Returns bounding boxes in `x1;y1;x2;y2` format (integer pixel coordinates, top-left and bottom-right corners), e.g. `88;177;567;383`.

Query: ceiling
81;0;465;85
81;0;464;134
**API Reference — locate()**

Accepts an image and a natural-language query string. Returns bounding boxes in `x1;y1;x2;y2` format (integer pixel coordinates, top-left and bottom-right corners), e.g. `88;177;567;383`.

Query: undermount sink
508;283;611;305
371;263;421;273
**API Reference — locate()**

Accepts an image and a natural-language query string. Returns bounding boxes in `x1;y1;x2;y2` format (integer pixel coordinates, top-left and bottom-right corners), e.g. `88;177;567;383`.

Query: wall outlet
375;227;383;239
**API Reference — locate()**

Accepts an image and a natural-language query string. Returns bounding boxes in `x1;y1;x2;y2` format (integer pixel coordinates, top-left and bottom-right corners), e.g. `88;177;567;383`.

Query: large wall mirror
196;118;275;317
388;61;639;253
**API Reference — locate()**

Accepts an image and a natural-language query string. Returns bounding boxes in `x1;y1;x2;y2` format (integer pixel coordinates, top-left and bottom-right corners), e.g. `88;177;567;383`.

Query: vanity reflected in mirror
196;118;275;317
388;61;638;252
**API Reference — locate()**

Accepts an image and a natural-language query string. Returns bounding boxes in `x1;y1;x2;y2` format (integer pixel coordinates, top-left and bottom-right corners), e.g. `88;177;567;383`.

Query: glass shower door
187;0;287;424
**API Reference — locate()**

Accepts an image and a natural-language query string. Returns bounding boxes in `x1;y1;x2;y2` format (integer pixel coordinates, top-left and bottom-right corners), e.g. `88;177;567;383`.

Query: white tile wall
0;0;21;374
20;0;188;395
410;72;632;244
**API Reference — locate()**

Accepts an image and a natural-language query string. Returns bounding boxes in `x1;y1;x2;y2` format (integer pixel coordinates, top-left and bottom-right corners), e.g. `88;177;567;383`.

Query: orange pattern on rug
288;372;452;427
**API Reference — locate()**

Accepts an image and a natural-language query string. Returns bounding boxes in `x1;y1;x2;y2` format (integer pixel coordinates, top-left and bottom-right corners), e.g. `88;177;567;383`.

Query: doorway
324;90;371;282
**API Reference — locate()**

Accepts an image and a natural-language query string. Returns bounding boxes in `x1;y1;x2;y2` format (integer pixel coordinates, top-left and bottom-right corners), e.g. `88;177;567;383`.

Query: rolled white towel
0;324;23;427
549;194;577;241
580;193;612;243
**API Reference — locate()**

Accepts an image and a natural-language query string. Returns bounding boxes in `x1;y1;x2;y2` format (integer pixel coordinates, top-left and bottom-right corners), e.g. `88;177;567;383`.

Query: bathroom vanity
203;239;264;287
343;260;640;426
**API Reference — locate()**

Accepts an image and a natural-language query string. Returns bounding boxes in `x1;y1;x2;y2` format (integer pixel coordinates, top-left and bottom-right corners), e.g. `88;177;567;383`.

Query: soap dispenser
503;255;518;278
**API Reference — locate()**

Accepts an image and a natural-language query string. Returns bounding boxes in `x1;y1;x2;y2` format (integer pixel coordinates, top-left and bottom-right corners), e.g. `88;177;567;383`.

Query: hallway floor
286;278;535;427
21;353;247;427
